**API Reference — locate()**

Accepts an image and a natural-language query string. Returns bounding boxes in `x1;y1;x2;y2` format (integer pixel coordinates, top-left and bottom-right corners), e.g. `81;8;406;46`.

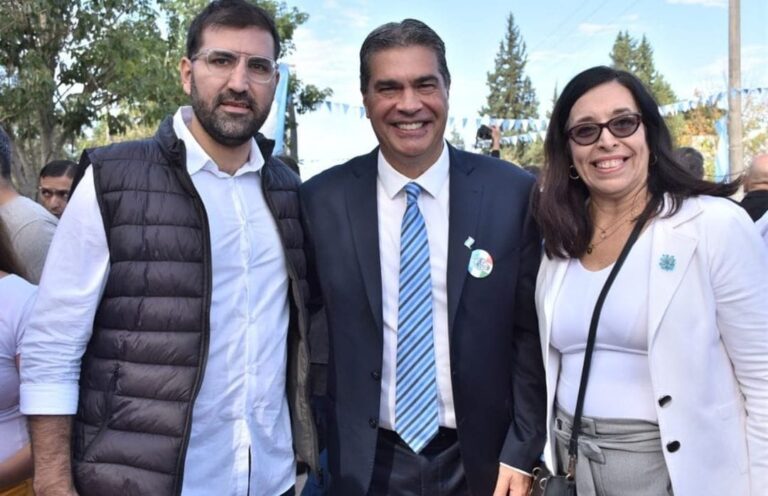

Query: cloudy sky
279;0;768;176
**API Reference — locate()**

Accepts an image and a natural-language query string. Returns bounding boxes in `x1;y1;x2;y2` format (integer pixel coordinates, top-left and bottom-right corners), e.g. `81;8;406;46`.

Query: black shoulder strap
565;213;649;475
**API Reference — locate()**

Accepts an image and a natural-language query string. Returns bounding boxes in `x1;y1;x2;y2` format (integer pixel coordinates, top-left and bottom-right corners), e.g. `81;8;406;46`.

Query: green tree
483;13;538;119
447;128;465;150
609;31;683;142
609;31;676;105
482;13;539;163
0;0;169;195
1;0;330;196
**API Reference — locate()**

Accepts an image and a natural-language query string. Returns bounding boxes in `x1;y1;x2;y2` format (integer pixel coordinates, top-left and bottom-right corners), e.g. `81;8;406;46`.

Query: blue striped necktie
395;181;439;453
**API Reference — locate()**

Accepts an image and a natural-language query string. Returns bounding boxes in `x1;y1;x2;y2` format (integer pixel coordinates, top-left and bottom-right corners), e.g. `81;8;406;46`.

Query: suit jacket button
658;395;672;407
371;371;381;380
666;441;680;453
368;417;378;428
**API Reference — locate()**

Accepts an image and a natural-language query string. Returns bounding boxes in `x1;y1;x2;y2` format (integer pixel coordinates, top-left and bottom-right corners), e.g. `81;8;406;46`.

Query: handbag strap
564;212;649;477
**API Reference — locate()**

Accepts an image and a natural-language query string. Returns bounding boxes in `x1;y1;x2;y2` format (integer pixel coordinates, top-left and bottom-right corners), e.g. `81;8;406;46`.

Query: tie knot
404;182;422;204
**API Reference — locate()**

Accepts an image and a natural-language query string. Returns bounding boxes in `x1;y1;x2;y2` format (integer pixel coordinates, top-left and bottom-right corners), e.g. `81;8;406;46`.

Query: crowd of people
1;1;766;496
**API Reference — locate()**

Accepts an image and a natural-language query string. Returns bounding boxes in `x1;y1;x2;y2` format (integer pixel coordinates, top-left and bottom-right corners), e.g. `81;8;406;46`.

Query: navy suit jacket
300;145;546;496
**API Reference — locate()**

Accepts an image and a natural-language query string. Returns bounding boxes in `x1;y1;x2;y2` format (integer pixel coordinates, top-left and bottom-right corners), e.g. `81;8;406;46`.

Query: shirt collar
172;106;265;177
377;142;450;200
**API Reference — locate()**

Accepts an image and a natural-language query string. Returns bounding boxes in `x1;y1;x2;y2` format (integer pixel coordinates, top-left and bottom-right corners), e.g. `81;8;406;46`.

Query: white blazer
535;195;768;496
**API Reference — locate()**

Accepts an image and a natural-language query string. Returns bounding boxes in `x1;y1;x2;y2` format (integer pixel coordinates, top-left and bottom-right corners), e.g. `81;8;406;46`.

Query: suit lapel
647;198;701;348
346;150;384;334
446;147;483;333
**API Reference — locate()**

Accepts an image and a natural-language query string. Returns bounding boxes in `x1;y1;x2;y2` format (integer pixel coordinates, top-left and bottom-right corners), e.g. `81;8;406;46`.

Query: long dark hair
533;65;739;259
0;217;25;278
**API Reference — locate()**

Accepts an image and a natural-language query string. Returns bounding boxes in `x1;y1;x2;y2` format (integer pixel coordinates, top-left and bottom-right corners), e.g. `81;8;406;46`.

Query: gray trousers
554;406;673;496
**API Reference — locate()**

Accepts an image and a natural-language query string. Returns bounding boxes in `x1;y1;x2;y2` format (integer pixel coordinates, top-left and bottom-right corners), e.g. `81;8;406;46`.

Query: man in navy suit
300;19;545;496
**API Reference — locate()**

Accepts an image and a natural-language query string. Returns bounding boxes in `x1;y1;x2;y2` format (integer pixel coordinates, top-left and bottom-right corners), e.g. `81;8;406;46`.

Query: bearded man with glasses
20;2;318;496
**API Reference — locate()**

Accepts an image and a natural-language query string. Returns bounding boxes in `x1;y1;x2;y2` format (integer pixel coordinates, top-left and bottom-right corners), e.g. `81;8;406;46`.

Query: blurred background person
0;126;56;284
673;146;704;180
533;66;768;495
741;153;768;221
475;124;503;158
37;160;77;218
0;217;36;496
490;124;502;158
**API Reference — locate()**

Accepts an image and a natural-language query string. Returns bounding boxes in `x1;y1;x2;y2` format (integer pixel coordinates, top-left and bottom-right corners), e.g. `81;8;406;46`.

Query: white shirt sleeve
20;167;110;415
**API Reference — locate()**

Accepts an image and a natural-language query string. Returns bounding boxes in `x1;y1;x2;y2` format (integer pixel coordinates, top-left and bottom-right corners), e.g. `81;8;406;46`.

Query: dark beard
189;77;271;147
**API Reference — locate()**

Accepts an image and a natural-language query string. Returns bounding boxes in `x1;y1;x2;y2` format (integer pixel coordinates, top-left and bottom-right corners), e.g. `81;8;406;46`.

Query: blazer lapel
647;198;701;347
538;256;569;352
346;150;384;334
446;147;483;332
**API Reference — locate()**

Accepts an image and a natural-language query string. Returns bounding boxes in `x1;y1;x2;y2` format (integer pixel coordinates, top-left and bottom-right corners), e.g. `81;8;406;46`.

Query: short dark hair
0;125;11;180
40;160;78;179
186;0;280;60
534;66;738;259
674;147;705;179
359;19;451;94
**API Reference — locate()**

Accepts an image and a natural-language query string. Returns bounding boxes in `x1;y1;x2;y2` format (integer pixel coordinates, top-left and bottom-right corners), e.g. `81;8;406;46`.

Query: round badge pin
468;249;493;278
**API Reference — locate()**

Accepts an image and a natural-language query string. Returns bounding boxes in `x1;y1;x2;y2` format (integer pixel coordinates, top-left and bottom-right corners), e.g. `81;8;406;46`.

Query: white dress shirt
376;143;455;430
21;107;294;495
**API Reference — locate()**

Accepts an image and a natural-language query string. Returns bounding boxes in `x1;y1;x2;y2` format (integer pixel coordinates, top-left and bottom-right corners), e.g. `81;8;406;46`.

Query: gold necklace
586;216;634;254
586;200;639;255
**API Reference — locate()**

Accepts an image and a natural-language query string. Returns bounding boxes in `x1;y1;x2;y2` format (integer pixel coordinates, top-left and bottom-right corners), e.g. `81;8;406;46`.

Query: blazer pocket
716;398;749;473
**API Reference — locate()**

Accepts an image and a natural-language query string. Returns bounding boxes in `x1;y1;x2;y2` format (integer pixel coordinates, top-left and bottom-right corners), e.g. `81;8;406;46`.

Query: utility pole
728;0;743;187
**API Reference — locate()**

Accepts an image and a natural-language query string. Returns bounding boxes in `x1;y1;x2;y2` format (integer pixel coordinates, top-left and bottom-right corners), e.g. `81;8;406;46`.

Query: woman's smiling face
567;81;650;203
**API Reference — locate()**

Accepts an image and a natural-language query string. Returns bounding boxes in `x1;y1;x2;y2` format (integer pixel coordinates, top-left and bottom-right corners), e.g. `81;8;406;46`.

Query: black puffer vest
71;117;317;496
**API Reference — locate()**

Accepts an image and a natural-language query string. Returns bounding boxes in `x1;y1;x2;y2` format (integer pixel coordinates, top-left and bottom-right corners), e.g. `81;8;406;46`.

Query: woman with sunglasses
532;65;768;495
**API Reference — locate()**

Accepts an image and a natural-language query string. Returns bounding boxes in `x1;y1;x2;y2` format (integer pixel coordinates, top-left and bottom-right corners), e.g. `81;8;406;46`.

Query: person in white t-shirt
0;217;36;496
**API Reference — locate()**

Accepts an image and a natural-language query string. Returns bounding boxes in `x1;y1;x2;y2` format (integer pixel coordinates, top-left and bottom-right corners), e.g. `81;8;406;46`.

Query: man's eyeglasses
191;49;278;84
567;113;643;146
38;187;70;200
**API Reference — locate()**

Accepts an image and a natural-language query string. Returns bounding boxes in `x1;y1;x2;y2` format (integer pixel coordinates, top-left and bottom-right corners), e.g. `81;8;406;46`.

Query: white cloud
283;27;362;105
674;44;768;98
666;0;727;8
578;23;621;36
318;0;371;30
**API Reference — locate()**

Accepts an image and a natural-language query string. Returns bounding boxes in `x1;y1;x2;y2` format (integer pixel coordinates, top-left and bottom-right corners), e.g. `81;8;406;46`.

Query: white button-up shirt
21;107;294;495
376;143;456;430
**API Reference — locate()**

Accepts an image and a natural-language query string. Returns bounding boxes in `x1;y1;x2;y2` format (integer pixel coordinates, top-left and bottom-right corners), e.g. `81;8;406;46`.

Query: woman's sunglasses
567;113;643;146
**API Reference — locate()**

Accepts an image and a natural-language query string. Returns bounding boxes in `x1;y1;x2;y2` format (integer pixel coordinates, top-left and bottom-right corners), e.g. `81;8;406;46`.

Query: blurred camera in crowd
476;125;493;141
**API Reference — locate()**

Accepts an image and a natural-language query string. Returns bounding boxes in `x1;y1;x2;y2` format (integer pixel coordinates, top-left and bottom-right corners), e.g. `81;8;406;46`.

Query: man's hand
28;416;79;496
492;464;532;496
